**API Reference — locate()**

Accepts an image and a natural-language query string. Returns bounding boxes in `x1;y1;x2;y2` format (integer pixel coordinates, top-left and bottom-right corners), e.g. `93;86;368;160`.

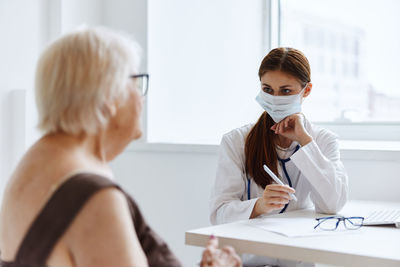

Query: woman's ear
303;82;312;98
103;102;117;117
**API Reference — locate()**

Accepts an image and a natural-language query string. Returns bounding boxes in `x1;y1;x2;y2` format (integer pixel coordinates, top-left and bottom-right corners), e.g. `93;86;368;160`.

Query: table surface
185;200;400;267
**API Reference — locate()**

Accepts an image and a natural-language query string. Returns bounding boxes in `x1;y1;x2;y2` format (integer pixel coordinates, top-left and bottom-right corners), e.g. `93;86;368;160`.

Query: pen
263;164;297;201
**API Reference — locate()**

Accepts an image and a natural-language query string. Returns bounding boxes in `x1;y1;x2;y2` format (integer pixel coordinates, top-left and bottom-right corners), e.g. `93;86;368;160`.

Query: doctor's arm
291;130;349;214
209;134;258;225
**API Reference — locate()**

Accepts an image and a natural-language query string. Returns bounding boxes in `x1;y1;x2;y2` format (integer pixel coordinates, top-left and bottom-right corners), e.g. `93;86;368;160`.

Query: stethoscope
247;145;300;213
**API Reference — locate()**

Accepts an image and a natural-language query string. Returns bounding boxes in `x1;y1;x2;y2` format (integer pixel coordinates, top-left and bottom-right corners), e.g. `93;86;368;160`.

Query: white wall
110;146;400;266
111;147;218;266
0;0;42;196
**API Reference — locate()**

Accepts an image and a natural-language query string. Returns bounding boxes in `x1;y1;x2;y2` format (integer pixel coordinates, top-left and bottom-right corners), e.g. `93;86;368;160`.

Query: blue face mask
255;85;307;123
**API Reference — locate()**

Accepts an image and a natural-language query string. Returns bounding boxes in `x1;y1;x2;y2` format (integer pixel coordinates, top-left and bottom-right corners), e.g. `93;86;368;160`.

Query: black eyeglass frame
314;216;365;231
130;73;149;96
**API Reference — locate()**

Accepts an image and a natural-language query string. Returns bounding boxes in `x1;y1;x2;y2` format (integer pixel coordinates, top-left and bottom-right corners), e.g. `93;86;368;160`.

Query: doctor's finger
280;116;290;129
273;121;281;133
285;117;291;128
266;203;286;210
266;184;295;193
265;195;290;204
267;183;295;191
276;122;284;134
264;187;291;196
264;190;291;200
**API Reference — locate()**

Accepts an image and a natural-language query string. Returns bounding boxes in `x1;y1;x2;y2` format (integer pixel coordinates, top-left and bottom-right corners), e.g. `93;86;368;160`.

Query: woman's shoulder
218;124;254;157
0;171;124;265
217;124;254;164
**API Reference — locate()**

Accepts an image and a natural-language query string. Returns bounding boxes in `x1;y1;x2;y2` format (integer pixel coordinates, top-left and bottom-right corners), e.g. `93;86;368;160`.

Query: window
146;0;400;144
147;0;266;144
279;0;400;124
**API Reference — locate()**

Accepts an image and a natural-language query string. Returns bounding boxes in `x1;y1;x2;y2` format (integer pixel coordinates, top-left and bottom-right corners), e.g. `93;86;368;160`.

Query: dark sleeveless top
0;173;182;267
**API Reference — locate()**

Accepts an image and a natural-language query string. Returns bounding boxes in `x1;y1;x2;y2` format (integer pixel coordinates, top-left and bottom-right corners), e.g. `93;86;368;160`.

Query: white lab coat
209;118;349;267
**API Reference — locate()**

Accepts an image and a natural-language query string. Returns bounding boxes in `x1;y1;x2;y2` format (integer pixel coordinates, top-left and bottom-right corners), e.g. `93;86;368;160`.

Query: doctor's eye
262;87;273;94
281;88;292;94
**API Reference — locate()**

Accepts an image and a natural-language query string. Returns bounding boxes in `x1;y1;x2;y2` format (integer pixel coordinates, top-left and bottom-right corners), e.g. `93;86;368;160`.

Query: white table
185;200;400;267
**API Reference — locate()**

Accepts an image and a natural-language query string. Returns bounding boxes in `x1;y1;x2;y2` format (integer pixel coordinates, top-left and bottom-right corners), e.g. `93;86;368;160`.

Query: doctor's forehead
260;70;302;88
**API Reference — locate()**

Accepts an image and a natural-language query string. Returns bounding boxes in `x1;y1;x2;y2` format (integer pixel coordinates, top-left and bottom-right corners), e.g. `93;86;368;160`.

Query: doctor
210;47;348;267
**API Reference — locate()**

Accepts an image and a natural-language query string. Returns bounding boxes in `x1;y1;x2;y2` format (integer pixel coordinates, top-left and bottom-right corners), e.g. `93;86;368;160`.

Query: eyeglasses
130;73;149;96
314;216;364;231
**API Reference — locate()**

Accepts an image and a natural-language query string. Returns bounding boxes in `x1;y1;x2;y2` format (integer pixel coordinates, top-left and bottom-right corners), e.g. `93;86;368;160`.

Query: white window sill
339;140;400;151
125;140;400;161
126;142;219;154
339;140;400;161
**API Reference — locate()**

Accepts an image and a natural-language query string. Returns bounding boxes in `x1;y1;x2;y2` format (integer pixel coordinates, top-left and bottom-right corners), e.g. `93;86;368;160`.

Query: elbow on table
210;212;217;225
316;205;342;215
316;195;348;215
318;179;349;214
210;205;223;225
210;204;233;225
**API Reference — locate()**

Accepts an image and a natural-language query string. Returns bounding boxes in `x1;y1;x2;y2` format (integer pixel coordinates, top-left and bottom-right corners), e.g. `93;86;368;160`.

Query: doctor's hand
250;184;295;218
270;113;312;146
200;236;242;267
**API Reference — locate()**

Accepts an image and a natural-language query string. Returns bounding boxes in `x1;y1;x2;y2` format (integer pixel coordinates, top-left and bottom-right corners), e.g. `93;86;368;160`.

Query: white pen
263;164;297;201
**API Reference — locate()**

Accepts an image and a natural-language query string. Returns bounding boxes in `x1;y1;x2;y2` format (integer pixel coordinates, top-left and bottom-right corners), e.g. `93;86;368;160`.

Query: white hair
35;26;141;135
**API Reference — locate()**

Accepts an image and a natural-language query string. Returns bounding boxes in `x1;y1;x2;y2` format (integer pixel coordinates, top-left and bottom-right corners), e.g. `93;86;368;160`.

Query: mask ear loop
299;83;309;103
301;83;309;94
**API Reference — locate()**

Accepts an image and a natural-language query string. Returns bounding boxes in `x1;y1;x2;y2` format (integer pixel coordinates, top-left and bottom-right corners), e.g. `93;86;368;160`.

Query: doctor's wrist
298;134;312;147
250;198;264;219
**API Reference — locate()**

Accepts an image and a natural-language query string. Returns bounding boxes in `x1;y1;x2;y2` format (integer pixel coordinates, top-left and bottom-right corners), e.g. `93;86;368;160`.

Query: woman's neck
42;131;107;164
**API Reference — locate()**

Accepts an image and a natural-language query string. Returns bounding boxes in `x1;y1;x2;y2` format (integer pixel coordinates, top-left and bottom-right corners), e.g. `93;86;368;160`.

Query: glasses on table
314;216;364;231
130;73;149;96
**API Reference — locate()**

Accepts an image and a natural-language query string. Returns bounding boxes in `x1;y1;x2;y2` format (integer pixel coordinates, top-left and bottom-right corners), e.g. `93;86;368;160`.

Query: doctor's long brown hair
245;47;311;189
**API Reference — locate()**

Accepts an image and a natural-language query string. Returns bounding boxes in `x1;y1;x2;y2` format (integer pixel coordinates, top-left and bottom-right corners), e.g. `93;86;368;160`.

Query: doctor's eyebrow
262;83;294;88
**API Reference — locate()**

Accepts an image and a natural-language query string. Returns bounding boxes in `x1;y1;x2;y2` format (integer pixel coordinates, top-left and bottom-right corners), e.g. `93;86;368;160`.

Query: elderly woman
0;27;241;267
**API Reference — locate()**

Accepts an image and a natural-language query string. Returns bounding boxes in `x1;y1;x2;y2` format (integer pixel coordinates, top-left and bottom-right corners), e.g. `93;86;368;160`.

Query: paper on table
247;211;362;237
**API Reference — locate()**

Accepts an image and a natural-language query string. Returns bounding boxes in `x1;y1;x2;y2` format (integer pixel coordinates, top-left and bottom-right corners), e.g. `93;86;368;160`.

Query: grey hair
35;26;141;135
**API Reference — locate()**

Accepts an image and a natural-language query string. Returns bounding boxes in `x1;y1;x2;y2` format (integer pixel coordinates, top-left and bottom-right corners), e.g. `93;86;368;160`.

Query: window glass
280;0;400;122
147;0;265;144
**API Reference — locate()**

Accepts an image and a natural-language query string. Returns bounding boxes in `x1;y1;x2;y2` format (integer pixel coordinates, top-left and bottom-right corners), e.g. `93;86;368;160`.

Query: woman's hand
270;113;312;146
200;236;242;267
250;184;295;218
